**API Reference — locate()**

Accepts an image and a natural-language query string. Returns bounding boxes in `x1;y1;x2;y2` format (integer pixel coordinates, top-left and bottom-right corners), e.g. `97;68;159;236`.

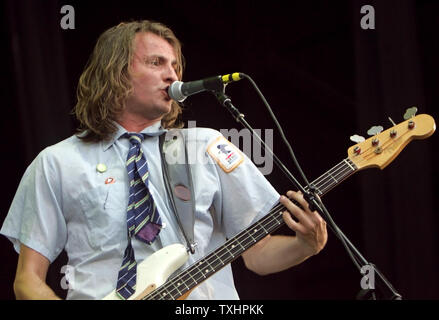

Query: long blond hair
74;20;185;142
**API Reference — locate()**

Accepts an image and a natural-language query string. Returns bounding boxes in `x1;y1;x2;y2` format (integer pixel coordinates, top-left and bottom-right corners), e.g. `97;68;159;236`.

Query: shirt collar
102;121;167;152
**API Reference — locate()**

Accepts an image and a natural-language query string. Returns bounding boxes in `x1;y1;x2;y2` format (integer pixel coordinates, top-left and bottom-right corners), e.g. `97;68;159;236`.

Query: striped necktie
116;132;162;300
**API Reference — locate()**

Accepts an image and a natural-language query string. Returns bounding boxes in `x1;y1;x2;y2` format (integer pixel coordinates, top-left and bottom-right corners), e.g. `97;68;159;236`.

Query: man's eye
148;58;160;66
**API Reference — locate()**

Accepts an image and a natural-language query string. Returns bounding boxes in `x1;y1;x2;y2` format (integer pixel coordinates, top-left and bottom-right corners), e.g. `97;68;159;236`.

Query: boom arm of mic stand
212;89;402;300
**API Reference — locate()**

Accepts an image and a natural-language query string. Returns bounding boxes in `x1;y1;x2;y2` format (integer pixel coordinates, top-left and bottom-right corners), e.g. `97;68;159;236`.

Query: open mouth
162;87;171;101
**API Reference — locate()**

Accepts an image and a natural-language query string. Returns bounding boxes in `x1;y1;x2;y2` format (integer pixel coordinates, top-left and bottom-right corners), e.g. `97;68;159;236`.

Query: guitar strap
159;129;197;254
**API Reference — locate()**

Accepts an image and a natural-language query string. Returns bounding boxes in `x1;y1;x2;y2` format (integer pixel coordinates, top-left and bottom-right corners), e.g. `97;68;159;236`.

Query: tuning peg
403;106;418;120
350;134;365;143
367;125;383;136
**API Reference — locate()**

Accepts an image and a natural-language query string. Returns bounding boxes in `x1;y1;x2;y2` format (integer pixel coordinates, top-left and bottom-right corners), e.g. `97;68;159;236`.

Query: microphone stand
211;86;402;300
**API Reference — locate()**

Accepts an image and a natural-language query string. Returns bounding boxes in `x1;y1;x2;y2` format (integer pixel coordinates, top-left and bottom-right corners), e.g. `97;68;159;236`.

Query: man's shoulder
42;134;83;151
177;127;223;144
37;134;99;164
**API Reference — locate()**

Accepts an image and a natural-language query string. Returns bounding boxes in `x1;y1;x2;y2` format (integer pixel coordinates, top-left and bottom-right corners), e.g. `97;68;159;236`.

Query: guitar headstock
348;114;436;170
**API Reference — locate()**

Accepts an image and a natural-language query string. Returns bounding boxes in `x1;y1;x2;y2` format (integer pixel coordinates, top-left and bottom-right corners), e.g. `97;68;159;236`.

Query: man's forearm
243;234;315;276
14;273;61;300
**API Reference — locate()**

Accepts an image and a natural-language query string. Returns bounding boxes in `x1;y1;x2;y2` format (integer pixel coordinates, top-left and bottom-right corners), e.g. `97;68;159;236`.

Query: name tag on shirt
207;136;244;173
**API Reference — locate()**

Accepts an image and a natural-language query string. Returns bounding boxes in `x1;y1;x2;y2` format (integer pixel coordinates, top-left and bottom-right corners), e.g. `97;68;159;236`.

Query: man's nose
163;64;178;83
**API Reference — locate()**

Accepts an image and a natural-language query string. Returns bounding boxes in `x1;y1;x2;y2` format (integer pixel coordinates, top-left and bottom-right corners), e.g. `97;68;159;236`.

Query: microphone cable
238;72;364;273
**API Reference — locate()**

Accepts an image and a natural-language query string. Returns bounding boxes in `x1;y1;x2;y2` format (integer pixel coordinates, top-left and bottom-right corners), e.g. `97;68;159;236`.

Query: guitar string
145;204;286;300
308;158;351;188
146;161;356;299
147;206;285;299
146;159;357;299
308;158;356;194
314;159;356;194
150;218;284;299
148;173;353;300
146;164;355;300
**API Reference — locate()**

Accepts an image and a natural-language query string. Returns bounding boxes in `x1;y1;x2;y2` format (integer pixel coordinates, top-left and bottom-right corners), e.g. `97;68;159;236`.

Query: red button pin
105;177;115;184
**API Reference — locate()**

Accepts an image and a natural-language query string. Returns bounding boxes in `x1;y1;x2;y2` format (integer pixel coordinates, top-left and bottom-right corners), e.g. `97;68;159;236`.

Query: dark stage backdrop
1;0;437;300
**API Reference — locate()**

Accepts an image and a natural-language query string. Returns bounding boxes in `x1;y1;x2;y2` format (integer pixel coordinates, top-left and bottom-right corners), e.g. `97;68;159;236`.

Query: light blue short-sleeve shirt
1;122;280;300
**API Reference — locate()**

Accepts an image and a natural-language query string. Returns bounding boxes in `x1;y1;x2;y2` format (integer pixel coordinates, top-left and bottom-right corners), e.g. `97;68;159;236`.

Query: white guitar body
103;243;189;300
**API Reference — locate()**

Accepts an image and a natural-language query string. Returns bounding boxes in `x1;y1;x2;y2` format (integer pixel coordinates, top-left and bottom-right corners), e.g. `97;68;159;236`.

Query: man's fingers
279;195;306;222
281;191;325;230
282;210;306;234
286;190;312;213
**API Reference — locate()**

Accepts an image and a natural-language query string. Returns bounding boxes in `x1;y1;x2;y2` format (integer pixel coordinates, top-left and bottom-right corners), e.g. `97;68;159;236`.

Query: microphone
168;72;243;102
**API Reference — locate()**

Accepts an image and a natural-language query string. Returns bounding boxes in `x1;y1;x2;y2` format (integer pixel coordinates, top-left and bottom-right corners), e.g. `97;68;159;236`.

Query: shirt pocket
78;182;128;249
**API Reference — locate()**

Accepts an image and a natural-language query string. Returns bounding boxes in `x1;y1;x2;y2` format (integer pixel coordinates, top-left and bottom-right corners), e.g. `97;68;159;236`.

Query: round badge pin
96;163;107;173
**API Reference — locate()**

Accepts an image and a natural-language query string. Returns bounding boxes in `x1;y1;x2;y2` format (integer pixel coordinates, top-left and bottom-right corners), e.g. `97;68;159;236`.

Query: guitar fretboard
144;158;357;300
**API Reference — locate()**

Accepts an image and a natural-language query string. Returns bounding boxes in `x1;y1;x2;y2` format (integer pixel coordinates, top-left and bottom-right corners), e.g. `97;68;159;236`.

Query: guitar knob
367;126;383;136
350;134;365;143
353;146;361;155
390;130;397;138
404;106;417;120
408;120;415;129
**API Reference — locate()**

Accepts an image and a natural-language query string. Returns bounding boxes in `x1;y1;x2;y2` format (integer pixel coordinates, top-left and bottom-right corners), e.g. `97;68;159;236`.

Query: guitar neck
144;158;357;300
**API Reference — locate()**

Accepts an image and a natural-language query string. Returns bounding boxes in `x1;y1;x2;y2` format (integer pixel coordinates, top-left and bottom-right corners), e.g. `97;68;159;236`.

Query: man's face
124;32;178;123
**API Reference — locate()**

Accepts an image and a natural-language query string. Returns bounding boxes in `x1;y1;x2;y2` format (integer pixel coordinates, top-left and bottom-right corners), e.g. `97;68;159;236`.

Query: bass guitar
104;112;435;300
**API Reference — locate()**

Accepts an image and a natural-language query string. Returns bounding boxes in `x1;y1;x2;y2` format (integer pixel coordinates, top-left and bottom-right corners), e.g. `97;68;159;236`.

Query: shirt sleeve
0;148;67;263
206;131;281;239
